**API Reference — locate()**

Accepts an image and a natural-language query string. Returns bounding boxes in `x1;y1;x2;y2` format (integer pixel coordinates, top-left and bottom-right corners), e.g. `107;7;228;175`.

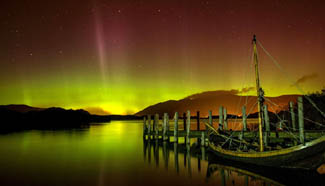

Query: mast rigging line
265;97;325;129
257;40;325;119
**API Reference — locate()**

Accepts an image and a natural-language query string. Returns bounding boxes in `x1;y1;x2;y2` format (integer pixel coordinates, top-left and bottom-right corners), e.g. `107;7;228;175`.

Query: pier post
223;108;228;130
264;105;270;132
206;110;212;145
197;111;200;131
263;105;270;146
143;116;147;138
290;101;296;131
186;110;191;144
166;113;170;141
154;114;159;139
219;106;224;130
208;110;213;128
183;113;186;131
174;112;179;142
163;113;168;141
298;97;305;144
242;106;247;131
148;115;151;139
241;106;247;140
201;132;205;146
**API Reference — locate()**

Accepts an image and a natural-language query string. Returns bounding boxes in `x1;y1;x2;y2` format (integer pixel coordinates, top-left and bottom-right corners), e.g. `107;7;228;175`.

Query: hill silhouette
0;105;110;133
135;90;300;117
0;104;44;113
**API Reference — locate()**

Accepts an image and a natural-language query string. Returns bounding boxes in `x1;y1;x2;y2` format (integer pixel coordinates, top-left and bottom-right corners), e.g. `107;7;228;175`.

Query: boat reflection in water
143;138;325;186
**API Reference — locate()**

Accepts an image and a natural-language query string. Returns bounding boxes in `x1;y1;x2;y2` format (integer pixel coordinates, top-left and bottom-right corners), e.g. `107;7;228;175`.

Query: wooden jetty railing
142;97;325;145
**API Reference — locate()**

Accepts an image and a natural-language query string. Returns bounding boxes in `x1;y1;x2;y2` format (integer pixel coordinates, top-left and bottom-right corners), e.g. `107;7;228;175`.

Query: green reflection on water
0;120;300;186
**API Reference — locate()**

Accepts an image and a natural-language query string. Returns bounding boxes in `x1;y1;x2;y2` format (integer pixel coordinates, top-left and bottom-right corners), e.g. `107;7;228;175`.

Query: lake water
1;120;324;186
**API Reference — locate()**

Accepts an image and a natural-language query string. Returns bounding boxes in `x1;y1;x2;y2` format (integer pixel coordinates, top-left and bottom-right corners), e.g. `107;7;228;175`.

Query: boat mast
252;35;264;152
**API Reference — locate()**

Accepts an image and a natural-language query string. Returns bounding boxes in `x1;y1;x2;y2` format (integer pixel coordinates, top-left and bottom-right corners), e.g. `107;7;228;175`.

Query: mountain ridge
135;90;301;117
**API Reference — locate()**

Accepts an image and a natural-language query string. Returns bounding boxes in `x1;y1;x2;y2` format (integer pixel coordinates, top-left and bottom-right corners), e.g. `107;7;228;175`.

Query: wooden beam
183;113;186;131
201;132;205;147
223;108;228;130
147;114;151;139
219;106;224;130
174;112;179;142
264;104;270;146
163;113;167;141
298;97;305;144
290;101;296;131
154;114;159;139
242;106;247;131
197;111;200;131
186;110;191;144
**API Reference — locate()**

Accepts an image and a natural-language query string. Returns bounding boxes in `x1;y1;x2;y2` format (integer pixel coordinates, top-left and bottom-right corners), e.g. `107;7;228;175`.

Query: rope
233;45;255;126
257;40;325;119
265;96;325;128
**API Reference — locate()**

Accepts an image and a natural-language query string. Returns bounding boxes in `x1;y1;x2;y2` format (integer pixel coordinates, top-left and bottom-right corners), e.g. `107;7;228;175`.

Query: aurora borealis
1;0;325;115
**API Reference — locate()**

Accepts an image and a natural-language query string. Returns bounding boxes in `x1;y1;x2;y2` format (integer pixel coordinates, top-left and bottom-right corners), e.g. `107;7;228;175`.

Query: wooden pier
142;100;325;145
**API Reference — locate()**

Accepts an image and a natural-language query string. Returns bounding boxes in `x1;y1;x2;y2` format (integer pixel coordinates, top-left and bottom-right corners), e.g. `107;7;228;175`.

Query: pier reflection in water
1;121;325;186
143;138;287;186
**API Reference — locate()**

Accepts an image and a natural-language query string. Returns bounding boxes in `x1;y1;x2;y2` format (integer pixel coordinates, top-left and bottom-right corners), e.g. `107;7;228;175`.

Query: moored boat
205;35;325;169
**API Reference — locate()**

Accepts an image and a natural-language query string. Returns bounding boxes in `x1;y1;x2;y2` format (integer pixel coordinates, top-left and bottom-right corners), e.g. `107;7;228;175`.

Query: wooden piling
208;110;213;127
201;132;205;146
154;114;159;139
183;113;186;131
196;111;200;131
242;106;247;131
264;104;270;146
186;110;191;144
201;146;205;161
264;105;270;132
219;106;224;130
174;112;179;142
166;113;170;141
163;113;168;141
223;108;228;130
290;101;296;131
148;115;151;139
298;97;305;144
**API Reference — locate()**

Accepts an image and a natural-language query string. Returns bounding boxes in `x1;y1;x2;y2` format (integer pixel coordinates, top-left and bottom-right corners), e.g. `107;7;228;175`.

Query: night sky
1;0;325;115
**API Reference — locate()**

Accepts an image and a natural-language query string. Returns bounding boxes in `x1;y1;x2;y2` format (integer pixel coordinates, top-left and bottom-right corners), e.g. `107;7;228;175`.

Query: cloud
84;107;110;115
185;87;255;100
292;73;318;86
238;87;255;94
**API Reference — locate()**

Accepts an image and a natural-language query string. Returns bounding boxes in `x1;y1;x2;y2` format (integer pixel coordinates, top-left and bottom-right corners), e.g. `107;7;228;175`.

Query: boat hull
208;135;325;168
207;155;325;186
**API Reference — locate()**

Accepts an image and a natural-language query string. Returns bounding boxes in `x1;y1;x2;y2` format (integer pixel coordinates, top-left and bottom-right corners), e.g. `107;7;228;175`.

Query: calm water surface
0;120;322;186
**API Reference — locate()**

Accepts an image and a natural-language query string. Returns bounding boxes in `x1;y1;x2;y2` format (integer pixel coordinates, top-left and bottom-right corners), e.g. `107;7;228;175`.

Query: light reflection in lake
0;120;324;186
